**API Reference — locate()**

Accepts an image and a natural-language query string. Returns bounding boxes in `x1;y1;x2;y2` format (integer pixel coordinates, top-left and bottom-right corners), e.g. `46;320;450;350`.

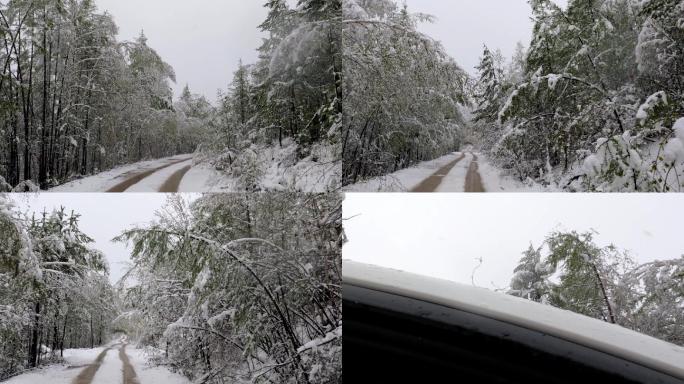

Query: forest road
107;158;192;192
158;164;193;192
119;344;141;384
465;153;486;193
72;346;115;384
71;343;140;384
411;153;467;192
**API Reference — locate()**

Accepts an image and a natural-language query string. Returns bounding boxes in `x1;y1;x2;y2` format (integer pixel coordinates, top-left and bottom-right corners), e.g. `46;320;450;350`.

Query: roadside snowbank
192;139;340;192
127;348;191;384
478;154;554;192
3;347;105;384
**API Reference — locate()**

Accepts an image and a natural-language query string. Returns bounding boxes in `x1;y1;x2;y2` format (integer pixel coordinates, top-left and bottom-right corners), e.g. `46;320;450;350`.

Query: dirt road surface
107;158;191;192
71;346;115;384
71;343;140;384
465;154;486;193
158;164;192;193
411;154;466;192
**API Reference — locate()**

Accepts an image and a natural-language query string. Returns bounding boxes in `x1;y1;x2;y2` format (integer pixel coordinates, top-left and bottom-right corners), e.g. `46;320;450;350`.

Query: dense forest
0;0;200;191
0;193;342;383
114;193;342;383
0;0;342;192
195;0;342;192
342;0;468;185
509;230;684;346
342;0;684;192
483;0;684;191
0;196;116;379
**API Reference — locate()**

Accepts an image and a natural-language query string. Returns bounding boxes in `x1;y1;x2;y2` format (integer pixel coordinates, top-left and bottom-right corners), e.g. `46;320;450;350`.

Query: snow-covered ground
51;155;193;192
2;348;103;384
255;140;340;192
477;154;554;192
3;344;190;384
127;348;190;384
187;140;340;192
178;162;235;192
346;151;549;192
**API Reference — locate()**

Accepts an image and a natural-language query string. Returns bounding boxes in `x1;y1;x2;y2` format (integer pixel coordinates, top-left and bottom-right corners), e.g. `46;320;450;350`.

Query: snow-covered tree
341;1;468;185
0;1;203;190
473;46;508;124
615;256;684;345
509;230;684;347
508;244;551;302
115;193;342;383
0;197;116;379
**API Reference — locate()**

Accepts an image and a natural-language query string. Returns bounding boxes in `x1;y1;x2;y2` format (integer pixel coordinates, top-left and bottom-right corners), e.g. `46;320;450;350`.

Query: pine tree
473;45;507;124
509;244;550;302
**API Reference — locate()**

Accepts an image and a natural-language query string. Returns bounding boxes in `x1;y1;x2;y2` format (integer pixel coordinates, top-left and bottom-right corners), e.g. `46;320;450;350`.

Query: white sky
344;194;684;290
404;0;569;75
94;0;273;101
11;194;199;285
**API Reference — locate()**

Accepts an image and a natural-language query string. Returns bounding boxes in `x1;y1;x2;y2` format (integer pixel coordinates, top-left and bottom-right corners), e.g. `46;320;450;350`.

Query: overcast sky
11;194;199;284
404;0;569;75
344;194;684;290
94;0;271;101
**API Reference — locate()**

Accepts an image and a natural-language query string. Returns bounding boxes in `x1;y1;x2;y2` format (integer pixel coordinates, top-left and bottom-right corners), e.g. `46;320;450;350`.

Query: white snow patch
127;348;191;384
3;348;106;384
636;91;668;123
478;154;554;192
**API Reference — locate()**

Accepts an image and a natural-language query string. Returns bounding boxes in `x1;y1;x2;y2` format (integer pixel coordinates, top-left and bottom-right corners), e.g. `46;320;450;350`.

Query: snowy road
4;342;190;384
412;152;486;192
464;154;486;193
51;155;194;193
411;153;467;192
347;151;547;192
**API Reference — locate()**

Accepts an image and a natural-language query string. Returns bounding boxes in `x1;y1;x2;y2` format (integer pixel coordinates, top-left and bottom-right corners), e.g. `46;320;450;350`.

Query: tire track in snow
465;153;486;193
71;346;115;384
411;153;466;192
119;345;141;384
106;158;191;192
158;164;192;192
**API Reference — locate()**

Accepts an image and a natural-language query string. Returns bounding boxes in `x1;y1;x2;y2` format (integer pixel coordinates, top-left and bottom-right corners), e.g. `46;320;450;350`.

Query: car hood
343;260;684;380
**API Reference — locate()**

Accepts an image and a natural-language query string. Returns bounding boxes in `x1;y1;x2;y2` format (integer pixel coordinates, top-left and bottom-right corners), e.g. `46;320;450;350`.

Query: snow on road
125;159;193;192
346;152;465;192
51;155;193;192
346;151;551;192
3;346;191;384
90;348;122;384
436;153;472;192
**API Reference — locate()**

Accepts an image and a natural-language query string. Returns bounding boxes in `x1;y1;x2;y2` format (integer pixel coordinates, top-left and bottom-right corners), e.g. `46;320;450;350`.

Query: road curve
107;158;192;193
158;164;192;193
